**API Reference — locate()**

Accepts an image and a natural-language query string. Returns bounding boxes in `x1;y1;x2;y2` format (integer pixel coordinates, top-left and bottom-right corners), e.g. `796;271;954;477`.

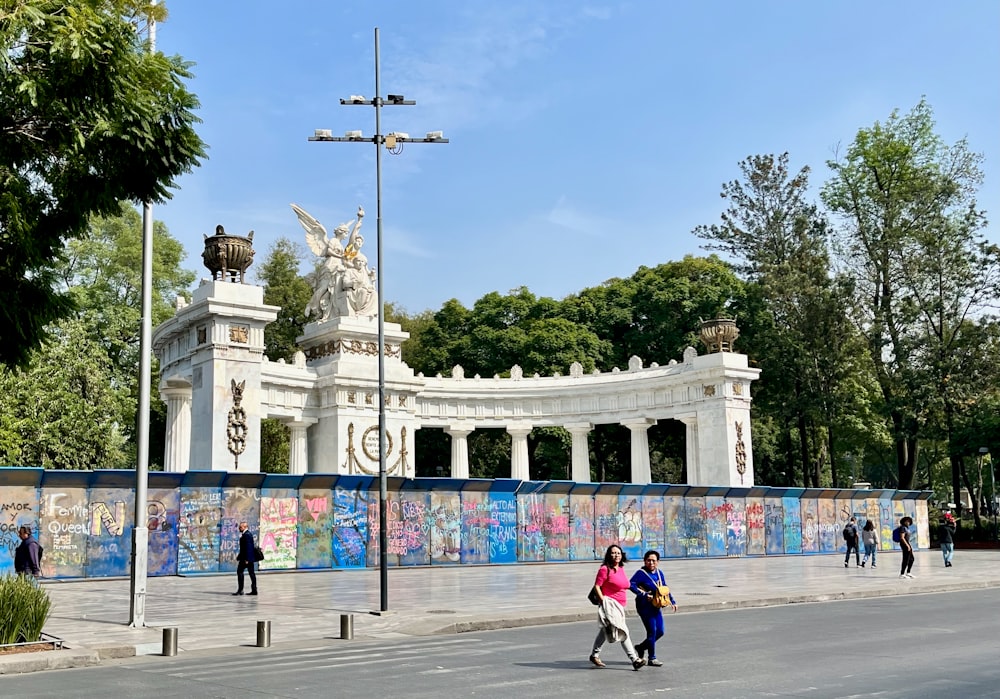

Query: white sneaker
906;573;915;578
899;574;907;579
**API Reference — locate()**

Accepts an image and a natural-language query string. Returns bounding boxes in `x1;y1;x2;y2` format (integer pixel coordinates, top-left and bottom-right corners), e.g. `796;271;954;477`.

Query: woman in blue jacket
629;550;678;667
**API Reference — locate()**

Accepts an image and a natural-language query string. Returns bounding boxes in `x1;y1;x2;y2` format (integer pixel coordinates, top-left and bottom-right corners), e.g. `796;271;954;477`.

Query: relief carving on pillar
735;420;747;485
703;384;716;397
229;325;249;344
342;422;402;475
227;379;247;469
732;382;744;396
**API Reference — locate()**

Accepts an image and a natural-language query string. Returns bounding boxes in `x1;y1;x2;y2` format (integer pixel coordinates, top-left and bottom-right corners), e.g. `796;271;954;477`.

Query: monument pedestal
299;317;419;477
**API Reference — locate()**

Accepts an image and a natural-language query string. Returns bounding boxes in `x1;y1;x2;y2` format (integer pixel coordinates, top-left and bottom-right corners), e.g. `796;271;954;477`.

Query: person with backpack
896;516;915;578
14;525;42;578
629;550;678;668
860;519;878;568
843;517;860;567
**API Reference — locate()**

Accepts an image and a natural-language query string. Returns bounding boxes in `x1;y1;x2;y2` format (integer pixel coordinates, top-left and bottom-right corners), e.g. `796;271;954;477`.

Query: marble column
564;422;593;482
622;418;655;484
444;425;474;479
507;424;532;481
677;414;699;484
161;386;192;473
286;419;316;475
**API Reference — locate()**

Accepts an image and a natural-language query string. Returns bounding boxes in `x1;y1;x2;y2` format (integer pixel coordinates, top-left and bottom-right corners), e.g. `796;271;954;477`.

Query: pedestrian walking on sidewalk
14;525;42;579
233;522;259;596
938;513;956;567
860;520;878;568
843;517;860;567
897;516;915;578
629;550;677;667
589;545;645;671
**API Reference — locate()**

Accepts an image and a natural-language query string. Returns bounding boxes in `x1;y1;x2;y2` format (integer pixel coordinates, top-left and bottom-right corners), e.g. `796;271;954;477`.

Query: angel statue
291;204;376;320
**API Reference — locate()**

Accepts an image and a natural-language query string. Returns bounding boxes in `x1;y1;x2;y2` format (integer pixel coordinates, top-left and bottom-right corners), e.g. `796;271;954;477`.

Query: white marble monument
153;207;760;485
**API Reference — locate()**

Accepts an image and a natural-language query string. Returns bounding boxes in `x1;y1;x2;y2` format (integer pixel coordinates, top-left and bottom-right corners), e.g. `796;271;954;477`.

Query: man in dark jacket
843;517;860;567
234;521;258;596
14;525;42;578
938;513;956;567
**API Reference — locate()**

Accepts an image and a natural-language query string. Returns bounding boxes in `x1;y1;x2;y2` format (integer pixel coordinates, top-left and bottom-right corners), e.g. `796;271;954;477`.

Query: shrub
0;575;52;645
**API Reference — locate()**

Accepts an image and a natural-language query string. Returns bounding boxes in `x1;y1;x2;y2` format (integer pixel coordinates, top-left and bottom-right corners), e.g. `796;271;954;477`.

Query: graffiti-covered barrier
0;469;931;579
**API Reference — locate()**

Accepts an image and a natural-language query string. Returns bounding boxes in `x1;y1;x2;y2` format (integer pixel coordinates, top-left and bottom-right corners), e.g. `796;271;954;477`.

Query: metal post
374;26;389;616
340;613;354;640
162;627;177;656
256;620;271;648
129;1;156;629
307;26;447;614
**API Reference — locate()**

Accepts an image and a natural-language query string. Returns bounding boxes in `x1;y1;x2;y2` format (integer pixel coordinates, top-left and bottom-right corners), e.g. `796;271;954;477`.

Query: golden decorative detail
365;393;373;405
347;391;356;404
229;325;249;344
304;337;394;360
227;379;248;469
735;421;747;485
391;426;409;473
732;382;744;396
703;384;716;397
343;422;400;475
361;425;394;462
197;327;207;344
398;395;407;407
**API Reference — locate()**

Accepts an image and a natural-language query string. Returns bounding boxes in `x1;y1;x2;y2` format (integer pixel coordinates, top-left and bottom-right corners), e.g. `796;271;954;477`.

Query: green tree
0;0;205;367
694;153;864;487
63;203;194;372
0;317;130;468
257;237;311;362
822;99;996;490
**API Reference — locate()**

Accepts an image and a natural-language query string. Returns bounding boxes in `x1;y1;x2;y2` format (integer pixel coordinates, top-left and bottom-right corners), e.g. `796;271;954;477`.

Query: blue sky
155;1;1000;314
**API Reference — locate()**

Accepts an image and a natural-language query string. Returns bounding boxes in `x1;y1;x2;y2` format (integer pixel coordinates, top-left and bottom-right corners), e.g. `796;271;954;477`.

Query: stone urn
202;225;255;283
698;317;740;353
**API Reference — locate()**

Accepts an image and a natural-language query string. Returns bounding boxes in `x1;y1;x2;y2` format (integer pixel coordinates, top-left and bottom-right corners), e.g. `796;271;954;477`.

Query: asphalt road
6;588;1000;698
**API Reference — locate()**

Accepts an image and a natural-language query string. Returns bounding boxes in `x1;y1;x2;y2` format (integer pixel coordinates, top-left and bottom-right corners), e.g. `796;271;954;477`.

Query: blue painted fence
0;469;931;579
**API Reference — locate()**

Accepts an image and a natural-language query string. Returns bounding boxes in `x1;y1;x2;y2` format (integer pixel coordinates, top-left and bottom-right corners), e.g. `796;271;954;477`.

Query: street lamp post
129;0;157;629
309;27;447;613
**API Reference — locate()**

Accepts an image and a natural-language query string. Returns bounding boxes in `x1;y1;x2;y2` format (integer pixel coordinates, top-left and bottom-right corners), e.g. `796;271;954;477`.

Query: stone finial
683;346;697;364
202;225;255;283
569;361;583;378
175;295;188;310
293;350;306;368
698;316;740;353
628;355;643;371
452;364;465;379
668;359;677;366
510;364;523;380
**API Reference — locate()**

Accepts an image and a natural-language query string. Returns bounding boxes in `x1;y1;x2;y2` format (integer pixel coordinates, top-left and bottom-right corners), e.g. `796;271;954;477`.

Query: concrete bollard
256;620;271;648
340;613;354;640
162;627;178;656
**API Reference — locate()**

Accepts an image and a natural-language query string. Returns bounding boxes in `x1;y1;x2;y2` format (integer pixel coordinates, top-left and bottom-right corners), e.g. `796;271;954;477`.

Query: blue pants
941;542;954;565
635;610;664;660
862;543;876;565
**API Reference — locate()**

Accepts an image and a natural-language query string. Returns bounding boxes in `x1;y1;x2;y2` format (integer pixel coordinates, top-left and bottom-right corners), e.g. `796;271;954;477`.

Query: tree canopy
0;0;205;367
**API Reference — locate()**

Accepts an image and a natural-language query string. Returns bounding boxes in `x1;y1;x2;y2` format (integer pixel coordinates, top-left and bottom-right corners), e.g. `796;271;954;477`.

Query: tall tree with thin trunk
821;99;996;491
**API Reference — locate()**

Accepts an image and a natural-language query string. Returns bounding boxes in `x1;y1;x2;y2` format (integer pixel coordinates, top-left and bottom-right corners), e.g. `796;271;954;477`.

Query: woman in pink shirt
589;545;645;670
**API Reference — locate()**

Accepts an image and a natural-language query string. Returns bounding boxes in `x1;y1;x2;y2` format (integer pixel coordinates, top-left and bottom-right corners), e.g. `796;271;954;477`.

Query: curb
0;648;101;676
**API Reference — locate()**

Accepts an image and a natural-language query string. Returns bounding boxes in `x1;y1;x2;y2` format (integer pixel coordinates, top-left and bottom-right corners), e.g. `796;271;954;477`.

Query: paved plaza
5;548;1000;674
